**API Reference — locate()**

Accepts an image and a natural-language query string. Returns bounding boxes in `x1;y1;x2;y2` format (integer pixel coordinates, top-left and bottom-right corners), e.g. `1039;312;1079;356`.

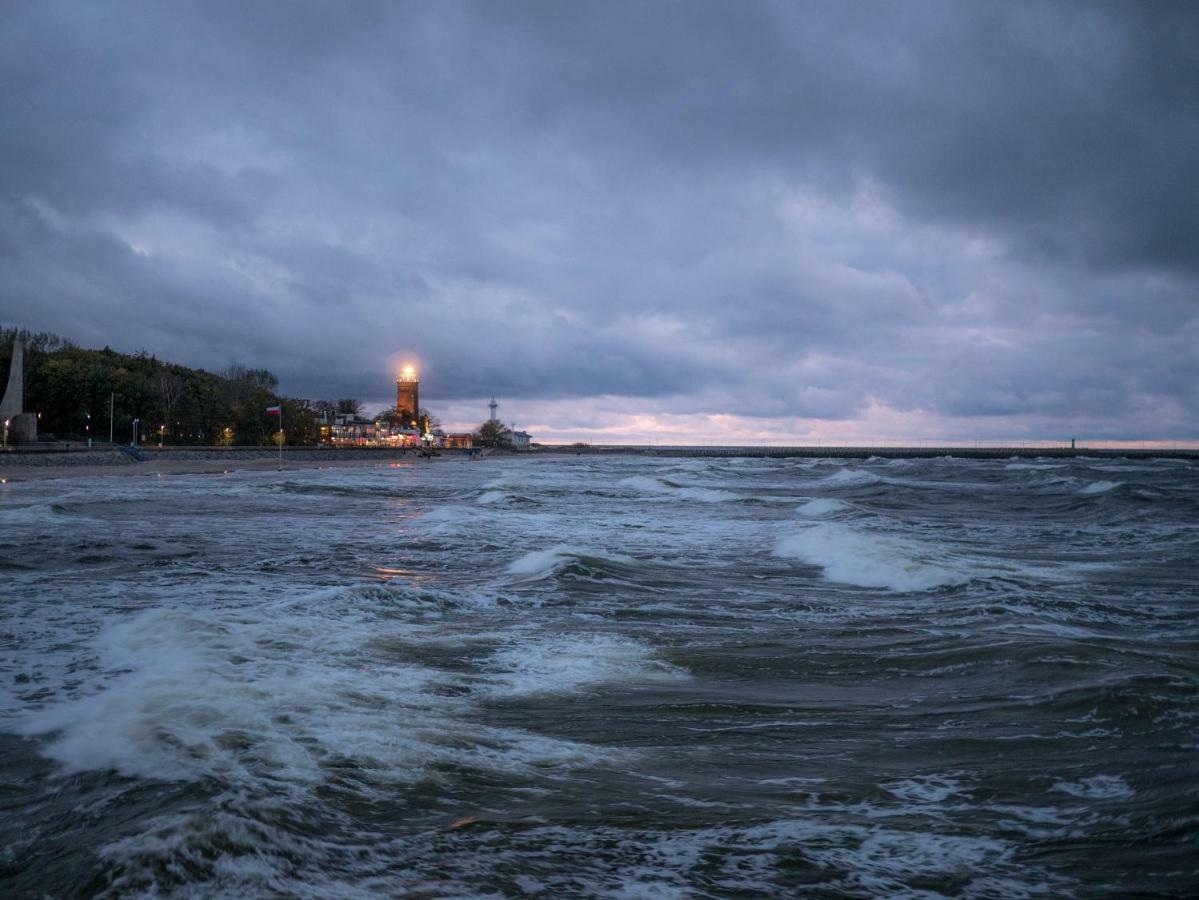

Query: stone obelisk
1;339;37;444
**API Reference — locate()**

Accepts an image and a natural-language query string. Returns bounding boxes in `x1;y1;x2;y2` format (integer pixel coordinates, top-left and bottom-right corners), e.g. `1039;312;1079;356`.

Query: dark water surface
1;455;1197;897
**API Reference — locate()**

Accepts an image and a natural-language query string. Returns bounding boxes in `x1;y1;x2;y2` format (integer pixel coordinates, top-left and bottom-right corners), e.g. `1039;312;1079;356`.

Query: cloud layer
2;1;1196;440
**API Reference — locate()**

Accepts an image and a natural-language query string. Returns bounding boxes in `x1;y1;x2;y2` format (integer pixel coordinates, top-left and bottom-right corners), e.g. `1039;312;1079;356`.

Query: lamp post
158;424;165;448
3;419;8;449
131;418;140;447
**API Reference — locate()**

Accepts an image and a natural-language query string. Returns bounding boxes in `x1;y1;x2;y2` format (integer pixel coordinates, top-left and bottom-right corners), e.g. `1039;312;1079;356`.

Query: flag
265;405;281;416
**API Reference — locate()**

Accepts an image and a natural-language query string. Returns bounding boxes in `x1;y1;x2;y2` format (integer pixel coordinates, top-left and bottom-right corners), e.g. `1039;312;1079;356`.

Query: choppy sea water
1;454;1197;898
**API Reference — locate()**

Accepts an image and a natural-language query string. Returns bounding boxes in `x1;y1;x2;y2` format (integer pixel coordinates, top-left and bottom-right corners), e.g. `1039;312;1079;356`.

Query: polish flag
265;405;281;415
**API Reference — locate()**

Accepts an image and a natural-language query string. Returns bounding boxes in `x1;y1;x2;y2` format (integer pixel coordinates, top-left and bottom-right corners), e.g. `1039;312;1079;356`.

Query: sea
1;454;1196;898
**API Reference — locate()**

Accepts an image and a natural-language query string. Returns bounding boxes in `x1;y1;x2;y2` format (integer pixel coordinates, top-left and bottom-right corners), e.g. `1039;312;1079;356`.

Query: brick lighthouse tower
396;365;420;429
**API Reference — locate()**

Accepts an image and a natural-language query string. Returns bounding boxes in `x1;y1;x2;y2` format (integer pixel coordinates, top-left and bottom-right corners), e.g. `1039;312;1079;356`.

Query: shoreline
1;444;1194;483
0;449;474;483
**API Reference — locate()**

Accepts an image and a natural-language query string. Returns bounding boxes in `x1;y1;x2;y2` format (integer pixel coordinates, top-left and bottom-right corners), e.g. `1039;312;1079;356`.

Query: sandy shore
0;454;463;483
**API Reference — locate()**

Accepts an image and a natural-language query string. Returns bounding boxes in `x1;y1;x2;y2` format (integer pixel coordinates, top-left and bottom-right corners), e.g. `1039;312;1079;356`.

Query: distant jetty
545;445;1199;461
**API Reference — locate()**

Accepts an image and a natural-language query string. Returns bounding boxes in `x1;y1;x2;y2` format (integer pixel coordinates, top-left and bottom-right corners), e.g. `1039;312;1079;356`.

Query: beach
0;448;468;482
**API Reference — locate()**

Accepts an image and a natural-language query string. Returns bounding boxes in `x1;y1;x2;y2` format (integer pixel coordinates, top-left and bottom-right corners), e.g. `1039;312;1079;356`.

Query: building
396;366;420;429
444;433;473;449
510;430;531;450
327;414;421;447
329;414;377;446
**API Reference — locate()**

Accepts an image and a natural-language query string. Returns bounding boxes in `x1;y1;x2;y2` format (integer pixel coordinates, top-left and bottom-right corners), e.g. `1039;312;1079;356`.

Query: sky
1;0;1196;443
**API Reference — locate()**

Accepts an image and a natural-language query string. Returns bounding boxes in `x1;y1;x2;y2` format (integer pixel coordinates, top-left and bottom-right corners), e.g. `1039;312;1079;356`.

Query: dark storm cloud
1;0;1196;437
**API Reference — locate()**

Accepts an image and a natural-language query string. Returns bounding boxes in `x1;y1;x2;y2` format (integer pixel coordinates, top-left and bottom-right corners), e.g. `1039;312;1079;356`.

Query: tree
375;405;405;427
336;398;363;415
474;419;512;449
158;366;185;438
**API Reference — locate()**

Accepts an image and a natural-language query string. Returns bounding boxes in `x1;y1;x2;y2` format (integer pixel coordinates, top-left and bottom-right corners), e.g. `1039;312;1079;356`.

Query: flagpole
278;405;283;468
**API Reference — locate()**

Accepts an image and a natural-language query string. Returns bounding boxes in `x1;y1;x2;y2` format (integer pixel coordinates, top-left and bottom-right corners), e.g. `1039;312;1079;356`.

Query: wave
482;633;686;697
775;523;969;591
13;604;603;788
812;468;882;488
797;498;850;517
1051;775;1133;800
619;474;738;502
1079;480;1121;495
506;545;636;581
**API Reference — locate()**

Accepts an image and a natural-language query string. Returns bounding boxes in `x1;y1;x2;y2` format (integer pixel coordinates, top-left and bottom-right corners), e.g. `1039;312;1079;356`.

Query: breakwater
546;444;1199;460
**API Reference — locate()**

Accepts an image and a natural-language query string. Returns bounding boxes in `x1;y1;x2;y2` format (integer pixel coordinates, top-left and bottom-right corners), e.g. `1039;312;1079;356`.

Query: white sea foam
1079;480;1120;495
619;474;737;502
813;468;882;488
476;490;510;504
484;633;686;697
1051;775;1134;800
506;545;633;580
797;498;849;516
775;523;968;591
15;606;605;787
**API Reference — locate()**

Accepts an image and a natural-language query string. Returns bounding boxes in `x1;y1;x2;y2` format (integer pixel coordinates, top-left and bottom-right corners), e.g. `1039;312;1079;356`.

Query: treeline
1;327;349;446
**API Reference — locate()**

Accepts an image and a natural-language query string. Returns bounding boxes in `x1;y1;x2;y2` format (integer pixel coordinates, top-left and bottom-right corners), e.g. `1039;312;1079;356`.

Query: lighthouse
396;365;420;428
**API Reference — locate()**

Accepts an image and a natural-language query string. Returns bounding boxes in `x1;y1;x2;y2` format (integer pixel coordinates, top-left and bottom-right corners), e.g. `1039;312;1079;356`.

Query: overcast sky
2;1;1196;442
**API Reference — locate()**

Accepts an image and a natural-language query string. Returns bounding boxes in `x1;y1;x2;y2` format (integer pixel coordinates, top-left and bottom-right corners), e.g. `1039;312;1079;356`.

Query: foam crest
16;606;601;788
813;468;882;488
1079;480;1121;495
797;498;849;516
620;474;669;493
775;523;968;591
619;474;738;502
506;545;633;580
483;633;687;697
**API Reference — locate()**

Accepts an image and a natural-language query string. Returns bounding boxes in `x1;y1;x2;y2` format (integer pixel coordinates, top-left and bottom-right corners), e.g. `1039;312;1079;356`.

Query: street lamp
159;424;165;448
131;418;140;447
3;419;8;449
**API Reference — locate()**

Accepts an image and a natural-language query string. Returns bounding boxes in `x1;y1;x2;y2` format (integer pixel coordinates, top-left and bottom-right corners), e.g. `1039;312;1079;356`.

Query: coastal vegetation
1;327;335;446
473;419;513;449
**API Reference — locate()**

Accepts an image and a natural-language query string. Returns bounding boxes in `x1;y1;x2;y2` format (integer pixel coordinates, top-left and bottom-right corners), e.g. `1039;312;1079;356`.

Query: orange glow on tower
396;365;420;427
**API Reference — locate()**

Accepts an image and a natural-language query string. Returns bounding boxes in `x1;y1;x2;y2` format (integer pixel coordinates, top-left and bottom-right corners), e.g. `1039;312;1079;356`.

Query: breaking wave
812;468;882;488
619;474;738;502
775;523;968;591
483;633;686;697
1079;480;1121;495
797;498;850;516
506;545;636;581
